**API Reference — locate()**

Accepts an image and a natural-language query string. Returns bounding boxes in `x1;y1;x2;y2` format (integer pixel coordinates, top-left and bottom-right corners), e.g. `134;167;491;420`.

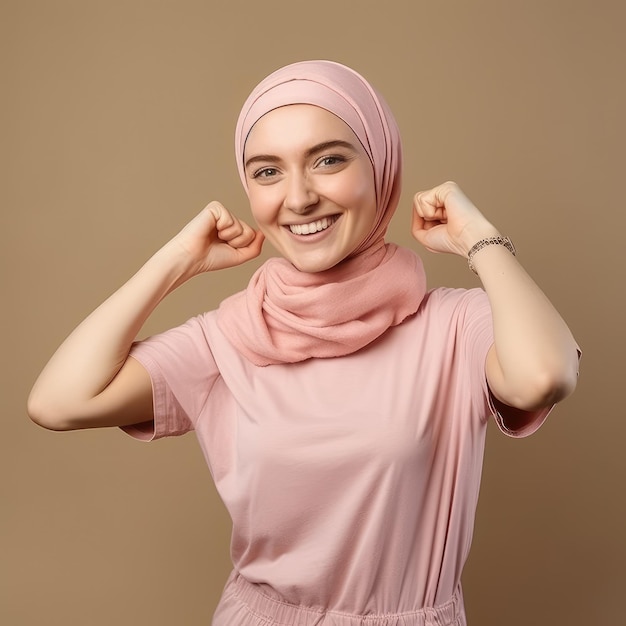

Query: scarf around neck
217;61;427;366
218;243;425;366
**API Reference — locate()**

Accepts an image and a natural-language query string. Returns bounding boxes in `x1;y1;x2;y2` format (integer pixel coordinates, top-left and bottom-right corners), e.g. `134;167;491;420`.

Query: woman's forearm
28;204;264;431
27;243;192;429
412;182;579;412
471;242;579;410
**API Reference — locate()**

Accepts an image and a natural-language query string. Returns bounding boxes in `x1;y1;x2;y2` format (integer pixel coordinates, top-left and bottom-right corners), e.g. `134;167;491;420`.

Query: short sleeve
464;291;556;438
486;345;581;438
121;314;221;442
438;287;554;438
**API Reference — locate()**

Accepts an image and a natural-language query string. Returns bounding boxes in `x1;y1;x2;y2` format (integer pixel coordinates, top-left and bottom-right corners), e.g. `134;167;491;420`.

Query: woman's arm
411;182;579;411
27;202;264;431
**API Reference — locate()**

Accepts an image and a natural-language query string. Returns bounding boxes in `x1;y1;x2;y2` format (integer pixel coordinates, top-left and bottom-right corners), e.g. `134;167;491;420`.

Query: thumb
411;204;427;241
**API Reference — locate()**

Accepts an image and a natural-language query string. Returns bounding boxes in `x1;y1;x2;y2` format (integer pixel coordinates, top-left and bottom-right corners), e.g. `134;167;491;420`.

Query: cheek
247;189;276;226
334;169;377;218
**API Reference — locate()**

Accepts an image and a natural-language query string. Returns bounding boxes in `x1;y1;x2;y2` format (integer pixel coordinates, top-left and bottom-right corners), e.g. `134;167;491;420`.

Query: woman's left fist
411;181;499;256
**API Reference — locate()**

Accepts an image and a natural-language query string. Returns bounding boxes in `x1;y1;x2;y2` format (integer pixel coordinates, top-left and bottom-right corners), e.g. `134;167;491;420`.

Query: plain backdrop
2;1;624;624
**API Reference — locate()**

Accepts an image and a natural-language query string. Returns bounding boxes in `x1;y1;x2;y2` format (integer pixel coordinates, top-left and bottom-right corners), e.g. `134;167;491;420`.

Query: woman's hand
169;201;264;278
410;182;579;415
27;201;264;432
411;181;499;257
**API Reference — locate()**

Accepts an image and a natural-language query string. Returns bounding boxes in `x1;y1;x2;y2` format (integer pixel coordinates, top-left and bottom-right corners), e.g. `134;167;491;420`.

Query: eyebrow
244;140;358;170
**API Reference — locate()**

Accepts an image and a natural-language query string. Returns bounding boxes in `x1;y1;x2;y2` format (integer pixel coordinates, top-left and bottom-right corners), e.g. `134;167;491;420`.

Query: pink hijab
217;60;427;366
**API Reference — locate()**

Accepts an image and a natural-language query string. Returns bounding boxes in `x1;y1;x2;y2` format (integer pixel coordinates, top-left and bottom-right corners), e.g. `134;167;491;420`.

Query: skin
27;104;579;432
27;203;264;431
412;182;579;411
243;104;377;273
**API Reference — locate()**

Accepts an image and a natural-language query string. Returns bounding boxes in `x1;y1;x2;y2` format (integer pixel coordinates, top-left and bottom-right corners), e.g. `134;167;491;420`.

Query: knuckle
206;200;223;213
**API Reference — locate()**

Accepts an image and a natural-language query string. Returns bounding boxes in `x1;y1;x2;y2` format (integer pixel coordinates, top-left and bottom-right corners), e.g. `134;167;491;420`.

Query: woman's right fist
170;201;264;276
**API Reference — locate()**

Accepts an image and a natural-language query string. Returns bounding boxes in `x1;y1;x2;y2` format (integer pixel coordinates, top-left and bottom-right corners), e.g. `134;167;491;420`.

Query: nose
283;172;319;214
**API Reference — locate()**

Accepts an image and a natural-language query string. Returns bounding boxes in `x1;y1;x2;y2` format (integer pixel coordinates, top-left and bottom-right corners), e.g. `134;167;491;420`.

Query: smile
288;216;339;236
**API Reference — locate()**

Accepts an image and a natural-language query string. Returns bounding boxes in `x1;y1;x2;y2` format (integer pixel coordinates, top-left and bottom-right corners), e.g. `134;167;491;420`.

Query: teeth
289;216;337;235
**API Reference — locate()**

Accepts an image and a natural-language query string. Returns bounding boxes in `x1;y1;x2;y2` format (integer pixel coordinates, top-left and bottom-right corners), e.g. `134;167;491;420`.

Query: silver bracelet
467;236;516;274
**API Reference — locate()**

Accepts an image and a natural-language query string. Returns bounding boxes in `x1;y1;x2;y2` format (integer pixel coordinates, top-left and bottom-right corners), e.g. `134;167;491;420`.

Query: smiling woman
244;104;377;273
27;60;580;626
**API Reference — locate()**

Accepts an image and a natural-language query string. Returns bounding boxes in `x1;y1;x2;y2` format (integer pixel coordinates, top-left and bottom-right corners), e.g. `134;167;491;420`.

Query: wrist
458;223;501;256
148;242;201;291
467;235;516;274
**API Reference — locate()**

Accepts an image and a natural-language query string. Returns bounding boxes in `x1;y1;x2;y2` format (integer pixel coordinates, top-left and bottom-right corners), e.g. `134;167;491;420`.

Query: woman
28;60;579;625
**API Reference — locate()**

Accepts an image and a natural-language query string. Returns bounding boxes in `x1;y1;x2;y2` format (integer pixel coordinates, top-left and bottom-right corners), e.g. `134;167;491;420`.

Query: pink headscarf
234;59;402;254
217;61;426;366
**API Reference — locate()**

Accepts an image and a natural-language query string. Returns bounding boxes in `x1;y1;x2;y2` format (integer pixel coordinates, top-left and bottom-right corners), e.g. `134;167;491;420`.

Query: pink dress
123;287;550;625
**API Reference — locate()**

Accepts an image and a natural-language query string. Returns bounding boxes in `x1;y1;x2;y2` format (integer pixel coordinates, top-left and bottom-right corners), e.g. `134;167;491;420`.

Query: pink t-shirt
124;287;550;615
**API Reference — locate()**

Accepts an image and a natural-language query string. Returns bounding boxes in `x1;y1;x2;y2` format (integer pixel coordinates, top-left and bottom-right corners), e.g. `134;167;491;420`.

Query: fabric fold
217;243;426;366
218;59;426;366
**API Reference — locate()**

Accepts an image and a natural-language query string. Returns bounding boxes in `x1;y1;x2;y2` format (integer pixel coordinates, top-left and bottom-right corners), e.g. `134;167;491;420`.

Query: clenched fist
411;182;500;257
170;201;265;276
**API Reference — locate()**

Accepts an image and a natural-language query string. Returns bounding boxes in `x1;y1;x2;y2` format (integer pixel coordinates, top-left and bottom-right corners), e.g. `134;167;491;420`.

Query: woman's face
244;104;377;273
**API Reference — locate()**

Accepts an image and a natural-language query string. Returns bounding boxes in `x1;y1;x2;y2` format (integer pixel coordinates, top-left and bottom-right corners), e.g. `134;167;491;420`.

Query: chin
280;252;338;273
289;260;334;273
296;253;359;274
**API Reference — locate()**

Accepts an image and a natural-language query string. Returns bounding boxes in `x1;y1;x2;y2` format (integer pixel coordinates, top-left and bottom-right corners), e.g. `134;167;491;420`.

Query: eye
316;155;346;168
252;167;278;179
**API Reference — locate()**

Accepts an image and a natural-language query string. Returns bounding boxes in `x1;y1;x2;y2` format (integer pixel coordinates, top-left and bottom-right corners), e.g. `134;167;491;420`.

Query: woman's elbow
27;392;74;431
540;347;580;405
490;343;580;411
513;361;579;411
535;369;578;408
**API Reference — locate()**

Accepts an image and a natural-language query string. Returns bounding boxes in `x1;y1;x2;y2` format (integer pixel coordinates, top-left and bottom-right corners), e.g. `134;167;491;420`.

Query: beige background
2;1;624;624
